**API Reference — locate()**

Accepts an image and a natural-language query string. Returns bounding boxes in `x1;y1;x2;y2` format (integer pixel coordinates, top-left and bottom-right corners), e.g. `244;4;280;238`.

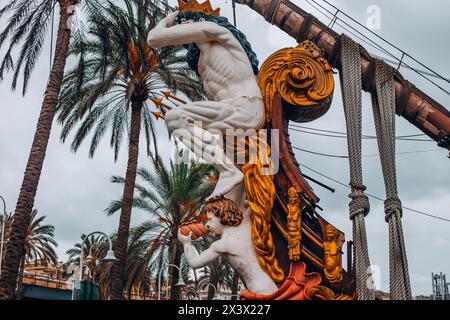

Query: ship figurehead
149;2;354;300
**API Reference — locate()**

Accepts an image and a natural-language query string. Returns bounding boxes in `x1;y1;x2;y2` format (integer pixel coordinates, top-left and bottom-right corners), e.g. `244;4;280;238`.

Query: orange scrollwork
306;285;356;300
257;40;335;124
239;41;334;285
177;0;220;16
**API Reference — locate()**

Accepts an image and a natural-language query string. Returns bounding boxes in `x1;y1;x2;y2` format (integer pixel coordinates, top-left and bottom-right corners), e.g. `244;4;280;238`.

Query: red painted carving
240;261;322;300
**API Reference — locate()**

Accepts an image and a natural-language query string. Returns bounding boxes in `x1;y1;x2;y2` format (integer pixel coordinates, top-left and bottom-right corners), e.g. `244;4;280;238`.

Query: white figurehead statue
178;183;278;295
147;2;264;201
147;1;279;295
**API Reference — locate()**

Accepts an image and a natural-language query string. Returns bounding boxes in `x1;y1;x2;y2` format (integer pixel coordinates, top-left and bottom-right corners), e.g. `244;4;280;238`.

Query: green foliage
106;151;215;296
4;209;58;265
0;0;108;95
57;0;206;161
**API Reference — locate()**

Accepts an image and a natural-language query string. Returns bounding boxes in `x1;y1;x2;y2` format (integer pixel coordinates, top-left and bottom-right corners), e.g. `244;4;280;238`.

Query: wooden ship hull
269;93;354;297
238;41;356;299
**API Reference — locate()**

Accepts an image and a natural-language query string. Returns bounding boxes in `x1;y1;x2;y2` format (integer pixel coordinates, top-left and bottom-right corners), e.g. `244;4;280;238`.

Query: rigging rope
292;145;442;159
298;162;450;223
289;126;432;142
231;0;237;27
371;58;412;300
290;124;427;138
339;34;375;300
316;0;450;86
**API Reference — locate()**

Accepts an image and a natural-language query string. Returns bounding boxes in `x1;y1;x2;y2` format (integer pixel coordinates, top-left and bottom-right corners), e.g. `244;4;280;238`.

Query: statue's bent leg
165;102;244;199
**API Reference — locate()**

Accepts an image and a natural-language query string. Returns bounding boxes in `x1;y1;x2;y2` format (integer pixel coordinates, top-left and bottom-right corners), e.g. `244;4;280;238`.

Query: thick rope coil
349;184;370;220
384;197;403;223
339;34;375;300
371;58;412;300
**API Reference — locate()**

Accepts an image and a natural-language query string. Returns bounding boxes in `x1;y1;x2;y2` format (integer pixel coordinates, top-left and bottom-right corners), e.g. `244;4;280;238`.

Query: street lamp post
79;231;116;282
200;282;220;300
157;263;185;300
75;231;117;299
183;287;200;300
0;195;7;278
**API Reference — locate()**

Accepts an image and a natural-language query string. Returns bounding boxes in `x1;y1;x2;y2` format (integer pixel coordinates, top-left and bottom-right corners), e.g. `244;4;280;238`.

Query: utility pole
432;272;449;300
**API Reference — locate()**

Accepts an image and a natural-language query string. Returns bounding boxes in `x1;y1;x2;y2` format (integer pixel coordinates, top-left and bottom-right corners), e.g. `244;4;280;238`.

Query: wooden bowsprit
236;0;450;157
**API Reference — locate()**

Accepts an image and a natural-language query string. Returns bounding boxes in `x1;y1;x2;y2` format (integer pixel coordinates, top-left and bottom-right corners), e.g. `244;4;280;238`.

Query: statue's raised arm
147;11;232;48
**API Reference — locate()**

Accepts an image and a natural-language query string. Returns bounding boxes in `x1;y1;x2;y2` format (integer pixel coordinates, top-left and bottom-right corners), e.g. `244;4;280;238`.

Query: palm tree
106;152;214;299
2;209;58;299
0;0;105;299
119;233;155;300
195;237;235;299
57;0;205;299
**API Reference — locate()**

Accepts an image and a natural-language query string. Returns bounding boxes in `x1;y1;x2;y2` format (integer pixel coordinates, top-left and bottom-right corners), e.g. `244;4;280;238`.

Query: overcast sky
0;0;448;296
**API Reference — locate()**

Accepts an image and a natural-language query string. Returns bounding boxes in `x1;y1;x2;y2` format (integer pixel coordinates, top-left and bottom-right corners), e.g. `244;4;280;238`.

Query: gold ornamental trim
287;187;302;262
177;0;220;16
323;224;343;289
257;40;334;123
241;132;285;283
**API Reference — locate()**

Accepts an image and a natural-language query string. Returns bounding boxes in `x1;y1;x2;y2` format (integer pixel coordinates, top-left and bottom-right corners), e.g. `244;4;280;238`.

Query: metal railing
21;273;72;291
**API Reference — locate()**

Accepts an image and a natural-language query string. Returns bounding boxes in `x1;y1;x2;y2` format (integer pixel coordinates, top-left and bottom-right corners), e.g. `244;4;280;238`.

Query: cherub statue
177;184;278;295
147;2;264;201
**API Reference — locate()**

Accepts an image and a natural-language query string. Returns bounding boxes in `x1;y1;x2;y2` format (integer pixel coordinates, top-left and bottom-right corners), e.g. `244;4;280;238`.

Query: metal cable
298;162;450;223
316;0;450;86
289;126;432;142
307;0;450;94
292;145;442;159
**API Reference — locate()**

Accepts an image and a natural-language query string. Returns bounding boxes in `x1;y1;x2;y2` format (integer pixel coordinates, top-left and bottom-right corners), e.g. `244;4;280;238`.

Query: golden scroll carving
258;40;334;124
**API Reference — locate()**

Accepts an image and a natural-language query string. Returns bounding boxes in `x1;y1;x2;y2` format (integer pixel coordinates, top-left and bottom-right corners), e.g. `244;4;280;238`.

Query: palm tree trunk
15;257;25;300
110;101;143;300
169;243;182;300
193;268;198;291
0;3;72;300
231;271;239;300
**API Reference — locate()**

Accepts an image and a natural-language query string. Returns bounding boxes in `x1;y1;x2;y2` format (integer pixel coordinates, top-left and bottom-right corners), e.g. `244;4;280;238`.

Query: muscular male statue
147;10;265;200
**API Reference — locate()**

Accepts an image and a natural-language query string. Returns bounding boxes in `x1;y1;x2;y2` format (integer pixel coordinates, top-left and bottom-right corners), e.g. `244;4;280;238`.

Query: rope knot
384;197;403;222
348;185;370;220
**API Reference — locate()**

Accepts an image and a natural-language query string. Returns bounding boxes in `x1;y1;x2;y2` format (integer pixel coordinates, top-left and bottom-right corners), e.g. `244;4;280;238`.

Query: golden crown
177;0;220;16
